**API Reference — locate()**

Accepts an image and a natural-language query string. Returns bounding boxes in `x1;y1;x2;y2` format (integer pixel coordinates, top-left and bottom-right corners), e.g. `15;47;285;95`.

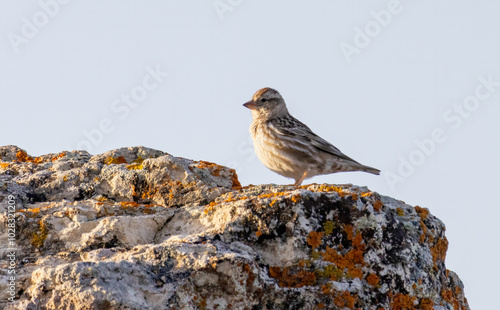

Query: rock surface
0;146;469;309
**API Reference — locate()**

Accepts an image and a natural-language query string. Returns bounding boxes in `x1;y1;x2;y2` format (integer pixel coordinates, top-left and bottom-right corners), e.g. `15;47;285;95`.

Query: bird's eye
261;98;267;102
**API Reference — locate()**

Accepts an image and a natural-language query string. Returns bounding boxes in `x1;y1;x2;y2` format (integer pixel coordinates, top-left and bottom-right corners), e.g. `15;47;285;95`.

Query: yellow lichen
316;264;343;281
323;221;335;235
126;163;143;170
396;208;405;216
105;156;127;165
31;220;48;248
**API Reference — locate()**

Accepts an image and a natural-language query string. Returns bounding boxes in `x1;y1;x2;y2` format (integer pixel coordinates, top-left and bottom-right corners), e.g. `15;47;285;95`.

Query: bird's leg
293;171;308;187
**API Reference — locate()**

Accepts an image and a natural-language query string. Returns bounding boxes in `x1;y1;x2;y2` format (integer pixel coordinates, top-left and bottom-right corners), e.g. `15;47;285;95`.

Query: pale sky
1;1;499;308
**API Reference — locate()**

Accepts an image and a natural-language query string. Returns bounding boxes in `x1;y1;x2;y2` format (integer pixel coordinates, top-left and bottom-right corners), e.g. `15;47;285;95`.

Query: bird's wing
270;116;360;163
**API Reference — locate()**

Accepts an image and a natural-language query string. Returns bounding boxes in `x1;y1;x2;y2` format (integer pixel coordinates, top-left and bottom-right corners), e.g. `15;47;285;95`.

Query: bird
243;87;380;187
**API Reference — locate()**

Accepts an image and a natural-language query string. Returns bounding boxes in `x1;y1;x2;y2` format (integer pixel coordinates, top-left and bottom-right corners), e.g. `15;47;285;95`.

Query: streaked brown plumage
243;87;380;186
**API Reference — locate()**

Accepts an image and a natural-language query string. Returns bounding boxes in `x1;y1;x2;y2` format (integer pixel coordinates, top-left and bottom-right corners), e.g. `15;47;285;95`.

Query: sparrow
243;87;380;186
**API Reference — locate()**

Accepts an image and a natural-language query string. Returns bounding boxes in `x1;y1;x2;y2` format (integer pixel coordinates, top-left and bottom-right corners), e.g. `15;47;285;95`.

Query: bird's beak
243;100;257;110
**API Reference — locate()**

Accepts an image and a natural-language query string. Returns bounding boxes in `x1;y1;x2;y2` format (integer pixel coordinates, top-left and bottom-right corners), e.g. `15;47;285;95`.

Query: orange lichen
0;163;9;169
419;220;428;243
269;199;277;207
203;193;249;214
333;291;357;309
373;200;383;212
317;303;325;309
14;150;45;164
268;266;316;288
16;150;33;162
196;160;222;177
204;201;218;214
291;194;301;203
431;237;448;266
34;157;44;164
419;298;434;310
230;169;242;190
344;225;354;241
414;206;429;221
361;192;373;197
391;293;417;310
105;156;127;165
441;288;461;309
366;273;380;286
258;192;287;199
316;185;346;197
307;231;324;248
320;284;331;294
18;208;41;218
396;208;405;216
51;152;66;161
255;230;262;238
119;201;157;214
321;230;365;280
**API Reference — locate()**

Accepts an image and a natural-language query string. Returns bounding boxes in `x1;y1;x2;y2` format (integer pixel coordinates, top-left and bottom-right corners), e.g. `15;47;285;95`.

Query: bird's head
243;88;289;120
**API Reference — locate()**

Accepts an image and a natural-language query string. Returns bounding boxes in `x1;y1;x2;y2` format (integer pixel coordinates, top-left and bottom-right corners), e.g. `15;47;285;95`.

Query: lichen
414;206;429;221
51;152;66;161
307;231;323;248
431;237;448;266
126;163;143;170
268;266;316;288
396;208;405;216
195;160;222;176
366;273;380;286
105;156;127;165
230;169;242;190
31;220;48;248
321;231;366;280
323;221;335;235
390;293;417;310
316;264;343;281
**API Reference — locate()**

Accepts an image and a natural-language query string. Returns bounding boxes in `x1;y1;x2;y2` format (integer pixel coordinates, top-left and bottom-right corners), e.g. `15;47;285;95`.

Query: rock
0;146;469;309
